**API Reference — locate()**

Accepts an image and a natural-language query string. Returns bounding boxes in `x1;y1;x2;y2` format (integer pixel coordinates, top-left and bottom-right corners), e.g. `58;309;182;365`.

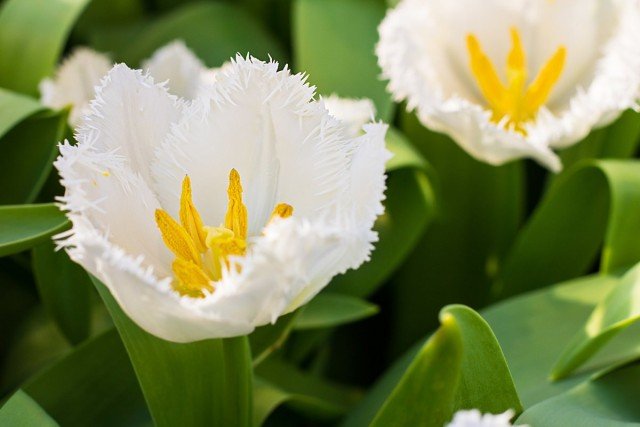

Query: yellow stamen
172;258;213;298
155;170;292;298
225;169;248;240
270;203;294;222
179;176;207;252
155;209;201;265
466;27;566;134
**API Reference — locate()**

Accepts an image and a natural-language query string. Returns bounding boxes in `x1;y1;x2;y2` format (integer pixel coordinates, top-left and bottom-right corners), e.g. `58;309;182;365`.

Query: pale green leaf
0;390;58;426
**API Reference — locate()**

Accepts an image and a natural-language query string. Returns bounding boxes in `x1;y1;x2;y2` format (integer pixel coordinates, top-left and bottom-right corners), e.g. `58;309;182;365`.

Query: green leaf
346;305;521;427
369;311;463;427
294;294;378;330
0;390;58;426
390;110;524;351
498;161;640;298
551;263;640;380
293;0;393;121
32;240;92;345
0;88;42;139
22;329;150;426
484;273;640;408
385;127;429;172
0;204;68;257
118;2;286;67
0;110;68;204
93;277;253;427
517;362;640;426
250;312;299;366
328;168;436;298
255;357;361;421
0;0;91;95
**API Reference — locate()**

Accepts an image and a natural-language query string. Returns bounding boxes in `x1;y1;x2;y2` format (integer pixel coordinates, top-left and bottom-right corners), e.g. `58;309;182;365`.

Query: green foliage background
1;0;640;425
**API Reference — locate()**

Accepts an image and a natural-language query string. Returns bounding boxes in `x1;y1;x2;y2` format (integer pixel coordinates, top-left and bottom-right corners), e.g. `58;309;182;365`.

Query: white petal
322;94;377;136
446;409;522;427
142;40;207;100
40;48;112;127
152;56;351;235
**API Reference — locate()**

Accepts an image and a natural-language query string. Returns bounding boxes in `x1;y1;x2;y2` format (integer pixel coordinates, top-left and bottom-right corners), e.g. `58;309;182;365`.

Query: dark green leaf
0;0;91;95
498;161;640;297
32;240;92;345
293;0;393;121
0;110;68;204
118;2;286;67
251;311;299;366
255;357;361;421
23;329;150;426
0;88;42;139
385;127;428;172
93;277;253;427
0;204;68;257
0;390;58;426
294;294;378;330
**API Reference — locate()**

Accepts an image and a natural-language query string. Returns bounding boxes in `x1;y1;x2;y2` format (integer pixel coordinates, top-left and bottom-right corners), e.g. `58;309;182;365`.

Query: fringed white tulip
377;0;640;171
40;41;211;127
446;410;523;427
54;56;390;343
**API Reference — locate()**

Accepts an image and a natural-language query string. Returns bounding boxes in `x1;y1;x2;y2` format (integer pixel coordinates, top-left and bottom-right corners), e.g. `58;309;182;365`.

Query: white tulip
54;56;390;342
377;0;640;171
446;409;523;427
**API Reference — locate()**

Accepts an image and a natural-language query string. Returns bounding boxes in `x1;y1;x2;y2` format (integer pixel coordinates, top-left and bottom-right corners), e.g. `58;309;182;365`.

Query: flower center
155;169;293;298
466;27;566;134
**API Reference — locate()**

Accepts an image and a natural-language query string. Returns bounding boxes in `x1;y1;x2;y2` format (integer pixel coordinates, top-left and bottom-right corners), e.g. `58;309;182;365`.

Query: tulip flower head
54;56;389;342
377;0;640;171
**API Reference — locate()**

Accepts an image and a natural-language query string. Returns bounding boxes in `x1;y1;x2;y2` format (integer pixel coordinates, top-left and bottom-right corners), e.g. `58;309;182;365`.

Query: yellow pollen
466;27;566;134
154;170;293;298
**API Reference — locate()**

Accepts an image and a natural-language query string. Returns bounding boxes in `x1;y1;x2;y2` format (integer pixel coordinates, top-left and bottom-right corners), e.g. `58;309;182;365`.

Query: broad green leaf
517;362;640;426
0;88;42;139
294;294;378;330
0;110;68;204
294;0;393;121
32;240;92;345
118;2;286;67
93;277;253;427
346;305;520;427
328;168;435;298
498;161;640;298
558;110;640;172
251;312;299;366
551;264;640;380
23;329;150;426
0;204;68;257
73;0;145;41
0;0;91;95
484;273;640;408
255;357;361;421
369;311;463;427
0;390;58;426
390;110;523;351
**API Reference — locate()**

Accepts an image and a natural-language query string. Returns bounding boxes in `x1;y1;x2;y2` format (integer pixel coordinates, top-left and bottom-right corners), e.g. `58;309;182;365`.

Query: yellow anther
179;176;207;252
466;27;566;133
171;258;213;298
155;169;293;298
225;169;248;240
155;209;201;265
270;203;294;222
